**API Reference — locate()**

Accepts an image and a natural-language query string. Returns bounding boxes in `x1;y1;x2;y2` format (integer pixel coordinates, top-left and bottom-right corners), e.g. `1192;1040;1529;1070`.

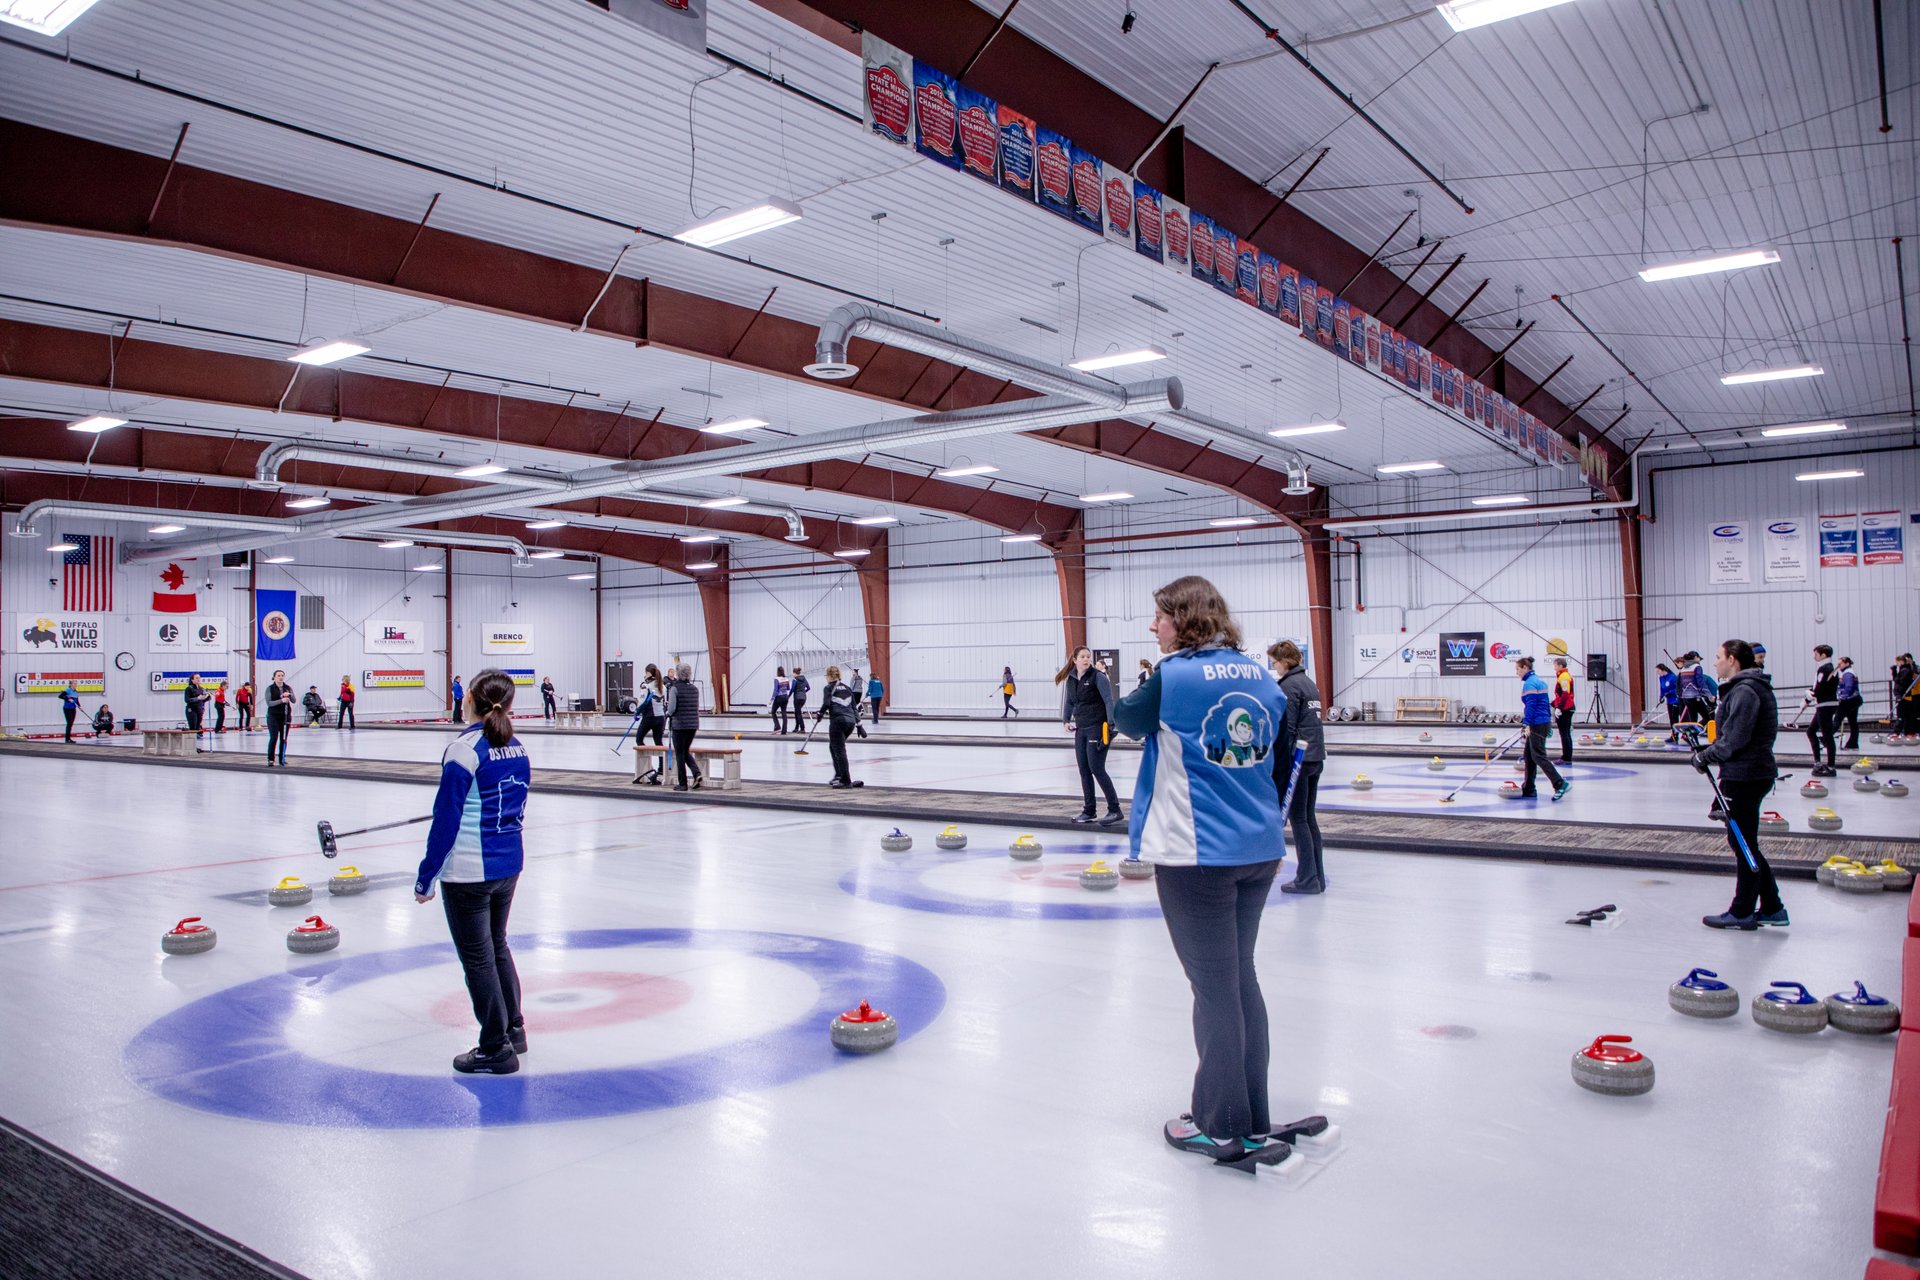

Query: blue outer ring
124;928;946;1130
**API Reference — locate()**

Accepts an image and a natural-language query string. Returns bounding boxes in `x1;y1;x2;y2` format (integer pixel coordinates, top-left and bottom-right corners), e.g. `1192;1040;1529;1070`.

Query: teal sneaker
1553;781;1573;801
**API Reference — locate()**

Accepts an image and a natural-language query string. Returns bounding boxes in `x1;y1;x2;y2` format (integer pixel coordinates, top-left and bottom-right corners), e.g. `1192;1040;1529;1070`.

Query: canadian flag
153;561;197;613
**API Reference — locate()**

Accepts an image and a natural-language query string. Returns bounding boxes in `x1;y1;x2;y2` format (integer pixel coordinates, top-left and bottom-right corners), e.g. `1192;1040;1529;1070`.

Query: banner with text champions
1763;519;1808;581
1818;514;1859;568
363;620;426;654
1861;511;1905;566
861;33;913;146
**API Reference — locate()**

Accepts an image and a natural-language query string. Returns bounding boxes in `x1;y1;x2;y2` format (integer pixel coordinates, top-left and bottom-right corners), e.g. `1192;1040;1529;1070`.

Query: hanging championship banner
860;33;913;146
607;0;706;56
1862;511;1904;566
1068;143;1103;234
1278;265;1300;326
256;589;296;662
364;620;427;654
482;625;535;655
1132;180;1163;263
1188;213;1216;287
1233;239;1258;306
1764;519;1808;581
1708;521;1750;584
14;614;104;653
1160;197;1188;273
996;105;1037;201
1034;125;1075;223
1101;161;1133;249
1818;514;1859;568
955;84;999;184
1297;275;1318;335
1211;231;1238;298
16;670;104;695
1257;252;1282;316
911;61;961;169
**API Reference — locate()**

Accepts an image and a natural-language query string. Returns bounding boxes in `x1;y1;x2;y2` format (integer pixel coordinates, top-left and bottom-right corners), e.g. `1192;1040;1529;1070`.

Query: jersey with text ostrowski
1113;647;1288;867
414;725;531;892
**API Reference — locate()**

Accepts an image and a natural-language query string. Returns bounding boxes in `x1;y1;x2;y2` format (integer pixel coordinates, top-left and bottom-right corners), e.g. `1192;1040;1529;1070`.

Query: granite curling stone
1806;808;1843;833
1873;859;1914;890
1667;967;1739;1019
1759;811;1790;834
1418;731;1433;743
1855;776;1882;793
160;917;216;956
1882;779;1910;798
1498;780;1525;798
1835;862;1884;894
267;876;313;907
1871;733;1886;745
829;1000;898;1053
287;915;340;954
1426;757;1446;772
1350;774;1374;791
1851;758;1878;776
1816;855;1855;885
1752;981;1828;1034
934;825;968;852
1482;732;1498;745
1571;1035;1654;1096
1826;982;1901;1034
328;865;369;896
1009;834;1043;860
880;828;914;854
1800;780;1828;799
1118;857;1154;880
1079;860;1121;890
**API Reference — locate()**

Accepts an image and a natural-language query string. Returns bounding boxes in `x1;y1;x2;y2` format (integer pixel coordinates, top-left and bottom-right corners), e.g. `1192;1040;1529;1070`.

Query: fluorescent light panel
699;417;768;435
1638;250;1780;283
454;462;508;478
851;514;897;526
936;463;999;477
1795;469;1864;481
1268;422;1346;438
265;555;296;564
377;539;413;549
1001;534;1042;544
1470;494;1530;506
287;340;370;366
1435;0;1578;32
529;550;565;560
678;534;720;544
832;548;871;558
685;561;719;571
46;541;78;553
1375;460;1446;474
147;523;186;534
1078;491;1133;503
566;572;595;581
67;415;126;434
525;519;566;530
700;496;750;509
1759;421;1846;439
1721;364;1823;386
1067;346;1167;372
1209;517;1257;528
672;198;802;249
0;0;107;37
285;495;331;509
411;562;442;572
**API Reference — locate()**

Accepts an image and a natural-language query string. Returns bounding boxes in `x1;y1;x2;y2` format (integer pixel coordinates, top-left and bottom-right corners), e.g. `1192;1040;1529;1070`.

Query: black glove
1690;751;1709;775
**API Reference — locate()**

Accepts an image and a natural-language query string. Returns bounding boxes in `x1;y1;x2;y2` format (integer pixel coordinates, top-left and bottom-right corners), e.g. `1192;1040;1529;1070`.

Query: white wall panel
598;564;706;698
730;569;867;707
888;524;1058;711
449;553;596;710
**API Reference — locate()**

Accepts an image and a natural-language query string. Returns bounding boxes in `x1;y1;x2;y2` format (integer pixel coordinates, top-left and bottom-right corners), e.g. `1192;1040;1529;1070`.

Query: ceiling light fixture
1435;0;1578;32
1759;421;1846;439
47;541;79;553
529;550;565;560
454;462;508;478
266;555;296;564
685;561;719;571
525;519;566;530
1637;249;1780;283
833;548;871;558
0;0;108;37
1078;491;1133;503
1721;364;1823;386
1470;494;1531;506
377;539;414;549
566;572;595;581
851;514;898;526
1795;468;1864;482
679;534;720;544
67;415;127;434
285;495;331;510
1209;517;1257;528
1001;533;1043;544
936;463;1000;478
699;417;769;435
672;198;803;249
147;523;186;534
287;339;371;366
1268;421;1346;438
1375;460;1446;474
411;562;443;572
1067;346;1168;372
701;496;751;509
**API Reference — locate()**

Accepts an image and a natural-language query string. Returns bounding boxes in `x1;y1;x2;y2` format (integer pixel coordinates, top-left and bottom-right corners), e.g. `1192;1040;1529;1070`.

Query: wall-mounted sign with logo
1438;631;1487;678
363;620;426;654
482;625;534;655
1707;520;1750;584
12;614;104;654
362;669;426;689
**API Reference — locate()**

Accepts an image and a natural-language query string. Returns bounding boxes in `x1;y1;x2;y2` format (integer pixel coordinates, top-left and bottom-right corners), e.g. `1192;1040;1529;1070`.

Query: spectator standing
1551;656;1577;765
338;676;356;730
540;676;557;721
450;675;465;724
664;662;704;791
236;681;254;732
264;670;294;766
1897;654;1919;741
214;681;229;734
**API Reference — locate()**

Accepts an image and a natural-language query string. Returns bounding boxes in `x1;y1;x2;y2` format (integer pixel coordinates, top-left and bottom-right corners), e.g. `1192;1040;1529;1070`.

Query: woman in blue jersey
414;668;533;1075
1113;575;1293;1172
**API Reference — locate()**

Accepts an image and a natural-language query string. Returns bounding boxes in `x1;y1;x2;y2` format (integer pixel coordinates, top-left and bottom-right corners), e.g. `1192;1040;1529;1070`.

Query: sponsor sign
189;616;225;654
482;625;535;655
1763;519;1808;582
363;669;426;690
364;619;427;654
1132;180;1162;263
1399;636;1440;670
607;0;706;55
1035;126;1075;222
1102;161;1133;248
1818;513;1859;568
16;670;105;695
256;589;296;662
14;614;104;653
151;670;228;693
1351;634;1394;677
1708;521;1750;584
955;84;999;183
860;33;913;145
911;61;961;168
504;669;536;687
1438;631;1487;678
149;617;187;653
995;105;1037;200
1862;510;1904;566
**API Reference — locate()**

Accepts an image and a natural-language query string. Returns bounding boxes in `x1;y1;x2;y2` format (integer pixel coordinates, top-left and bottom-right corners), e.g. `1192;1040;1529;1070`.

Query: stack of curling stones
328;865;369;896
880;827;913;854
1426;757;1446;772
1826;982;1901;1035
934;825;968;852
1752;981;1827;1034
1350;774;1374;791
1571;1035;1654;1096
1119;857;1153;879
1851;757;1878;776
1668;968;1738;1019
1834;862;1884;894
287;915;340;954
1883;778;1910;798
829;1000;897;1053
1806;808;1843;832
1759;811;1790;833
1800;779;1828;799
1079;860;1120;891
161;917;216;956
268;876;312;907
1008;834;1043;861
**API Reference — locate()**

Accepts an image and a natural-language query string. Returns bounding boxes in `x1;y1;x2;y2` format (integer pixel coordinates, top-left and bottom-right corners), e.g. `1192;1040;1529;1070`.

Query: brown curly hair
1154;575;1242;653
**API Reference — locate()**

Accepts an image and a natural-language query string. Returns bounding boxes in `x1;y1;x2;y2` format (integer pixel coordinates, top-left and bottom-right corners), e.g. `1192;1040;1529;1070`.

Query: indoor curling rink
1;748;1904;1280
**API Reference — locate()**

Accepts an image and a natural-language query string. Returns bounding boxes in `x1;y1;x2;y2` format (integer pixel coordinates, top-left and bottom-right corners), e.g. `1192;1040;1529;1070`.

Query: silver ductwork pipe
360;529;531;560
122;379;1182;563
11;499;290;536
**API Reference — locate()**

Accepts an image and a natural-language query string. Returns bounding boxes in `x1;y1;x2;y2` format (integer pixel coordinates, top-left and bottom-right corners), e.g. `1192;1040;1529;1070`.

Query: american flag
62;534;114;611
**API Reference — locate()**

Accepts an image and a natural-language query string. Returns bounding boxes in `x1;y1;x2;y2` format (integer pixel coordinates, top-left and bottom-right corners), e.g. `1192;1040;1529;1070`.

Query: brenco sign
482;625;533;655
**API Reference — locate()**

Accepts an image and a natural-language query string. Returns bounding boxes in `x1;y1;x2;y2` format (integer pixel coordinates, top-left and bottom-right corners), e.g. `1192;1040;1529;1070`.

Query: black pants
1805;706;1836;766
266;716;288;763
238;705;253;731
186;706;203;733
1555;707;1574;763
1665;703;1680;737
452;700;462;723
338;701;354;729
1285;760;1325;889
1002;692;1018;717
63;707;76;742
1155;860;1279;1141
1837;697;1862;750
542;693;556;719
870;698;881;724
214;704;226;733
1903;701;1919;736
441;875;523;1055
771;695;789;734
638;713;664;747
672;728;702;786
1522;724;1564;794
1718;775;1783;917
829;720;853;784
1074;727;1120;815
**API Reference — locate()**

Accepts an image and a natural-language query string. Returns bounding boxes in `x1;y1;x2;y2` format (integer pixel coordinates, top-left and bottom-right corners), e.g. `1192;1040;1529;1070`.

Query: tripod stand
1583;679;1607;725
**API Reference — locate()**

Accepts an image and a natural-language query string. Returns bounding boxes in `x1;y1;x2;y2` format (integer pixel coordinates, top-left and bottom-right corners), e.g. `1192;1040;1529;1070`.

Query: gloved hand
1690;750;1710;775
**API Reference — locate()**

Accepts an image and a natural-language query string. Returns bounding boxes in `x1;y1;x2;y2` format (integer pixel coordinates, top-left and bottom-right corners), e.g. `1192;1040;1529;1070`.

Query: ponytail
470;667;517;748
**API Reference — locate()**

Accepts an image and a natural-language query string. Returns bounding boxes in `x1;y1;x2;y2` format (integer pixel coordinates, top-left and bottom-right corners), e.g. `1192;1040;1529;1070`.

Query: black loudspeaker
1585;654;1608;682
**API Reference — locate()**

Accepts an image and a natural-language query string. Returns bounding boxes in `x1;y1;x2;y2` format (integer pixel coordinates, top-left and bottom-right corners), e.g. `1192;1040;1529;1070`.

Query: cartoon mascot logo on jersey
1200;693;1274;767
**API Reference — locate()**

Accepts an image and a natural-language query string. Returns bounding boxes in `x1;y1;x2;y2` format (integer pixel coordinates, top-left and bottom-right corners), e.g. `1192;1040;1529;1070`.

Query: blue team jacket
414;725;531;891
1113;646;1287;867
1520;670;1553;725
1659;671;1678;705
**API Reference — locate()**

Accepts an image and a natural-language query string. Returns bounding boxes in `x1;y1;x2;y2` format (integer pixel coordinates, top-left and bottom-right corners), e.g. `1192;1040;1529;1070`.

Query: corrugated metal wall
597;564;707;696
449;552;596;708
730;567;867;705
890;524;1060;710
1643;448;1920;716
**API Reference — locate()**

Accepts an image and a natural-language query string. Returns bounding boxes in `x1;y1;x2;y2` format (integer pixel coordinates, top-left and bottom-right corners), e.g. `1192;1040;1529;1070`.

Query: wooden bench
1395;696;1450;723
553;709;600;730
140;728;200;757
634;742;744;790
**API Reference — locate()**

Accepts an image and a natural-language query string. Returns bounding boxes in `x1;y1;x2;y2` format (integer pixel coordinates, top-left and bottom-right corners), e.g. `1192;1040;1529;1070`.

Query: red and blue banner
1034;125;1075;222
912;61;962;169
996;105;1036;200
955;84;999;184
1132;180;1162;263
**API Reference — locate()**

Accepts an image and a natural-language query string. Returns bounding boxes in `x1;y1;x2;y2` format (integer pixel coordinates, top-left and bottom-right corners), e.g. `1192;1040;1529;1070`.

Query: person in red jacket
235;681;254;731
213;680;229;734
338;675;357;730
1551;656;1577;765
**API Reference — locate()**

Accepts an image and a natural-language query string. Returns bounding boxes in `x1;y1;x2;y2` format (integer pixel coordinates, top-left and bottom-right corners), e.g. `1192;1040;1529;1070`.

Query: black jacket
820;679;860;728
1698;668;1777;782
1809;661;1838;707
791;674;811;706
1059;667;1114;732
665;680;701;730
266;682;295;723
1275;668;1325;766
